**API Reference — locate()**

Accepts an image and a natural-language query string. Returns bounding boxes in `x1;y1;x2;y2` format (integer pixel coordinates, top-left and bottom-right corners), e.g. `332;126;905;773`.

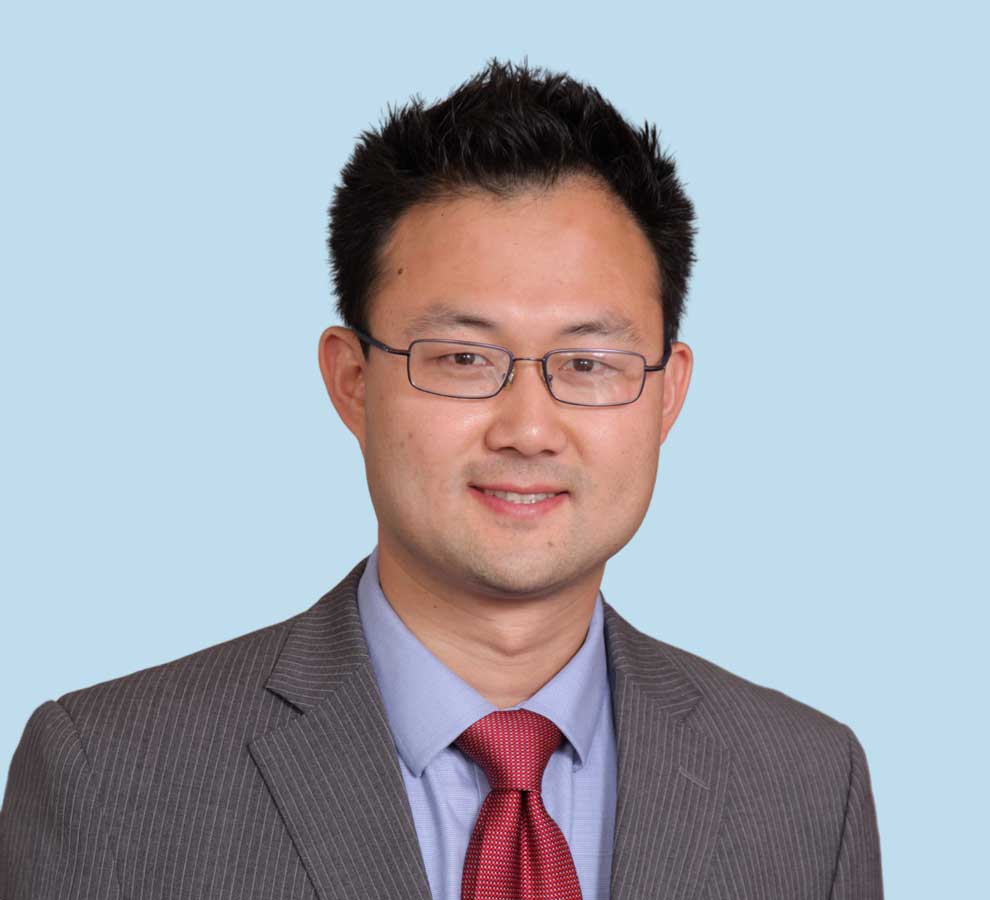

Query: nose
483;359;568;458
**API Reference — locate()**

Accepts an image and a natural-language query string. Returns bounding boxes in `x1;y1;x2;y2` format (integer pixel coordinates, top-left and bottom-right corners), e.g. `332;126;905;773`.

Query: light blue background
1;2;986;895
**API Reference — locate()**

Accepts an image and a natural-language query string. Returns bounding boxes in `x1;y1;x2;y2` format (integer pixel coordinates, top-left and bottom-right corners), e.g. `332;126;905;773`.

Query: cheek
602;441;658;498
582;413;661;509
365;394;480;499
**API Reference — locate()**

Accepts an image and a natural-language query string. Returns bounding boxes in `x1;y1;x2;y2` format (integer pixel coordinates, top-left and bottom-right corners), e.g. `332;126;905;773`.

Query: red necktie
454;708;583;900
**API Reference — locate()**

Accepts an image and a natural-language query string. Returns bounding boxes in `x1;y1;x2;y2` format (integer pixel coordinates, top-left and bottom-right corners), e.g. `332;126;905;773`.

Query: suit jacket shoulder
605;598;853;744
605;601;856;795
55;611;299;753
601;602;882;899
0;559;371;899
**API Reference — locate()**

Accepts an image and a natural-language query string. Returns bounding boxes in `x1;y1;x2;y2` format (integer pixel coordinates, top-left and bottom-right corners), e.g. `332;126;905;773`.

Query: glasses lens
409;341;511;398
546;350;646;406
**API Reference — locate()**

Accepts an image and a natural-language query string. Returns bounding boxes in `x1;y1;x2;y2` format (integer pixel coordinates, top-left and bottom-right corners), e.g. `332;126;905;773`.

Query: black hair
327;58;696;355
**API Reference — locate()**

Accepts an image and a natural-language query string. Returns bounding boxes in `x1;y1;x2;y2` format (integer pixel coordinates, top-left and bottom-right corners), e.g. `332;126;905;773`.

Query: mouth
468;484;569;518
470;483;567;503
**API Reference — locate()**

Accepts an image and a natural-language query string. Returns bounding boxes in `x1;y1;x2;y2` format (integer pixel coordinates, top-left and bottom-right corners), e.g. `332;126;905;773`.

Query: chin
456;549;587;599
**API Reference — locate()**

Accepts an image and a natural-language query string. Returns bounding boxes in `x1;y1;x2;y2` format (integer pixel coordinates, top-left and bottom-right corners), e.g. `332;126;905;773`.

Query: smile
468;485;569;519
480;489;559;504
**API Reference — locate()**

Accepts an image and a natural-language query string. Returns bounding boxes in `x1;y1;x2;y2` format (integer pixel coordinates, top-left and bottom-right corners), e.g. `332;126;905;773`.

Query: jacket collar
250;556;731;900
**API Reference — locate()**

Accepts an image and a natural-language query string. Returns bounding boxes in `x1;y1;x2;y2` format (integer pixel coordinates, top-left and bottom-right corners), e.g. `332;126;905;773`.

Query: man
0;59;883;899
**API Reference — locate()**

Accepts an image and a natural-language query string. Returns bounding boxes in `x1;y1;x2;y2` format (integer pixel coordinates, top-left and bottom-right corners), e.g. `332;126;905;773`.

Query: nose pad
504;360;550;392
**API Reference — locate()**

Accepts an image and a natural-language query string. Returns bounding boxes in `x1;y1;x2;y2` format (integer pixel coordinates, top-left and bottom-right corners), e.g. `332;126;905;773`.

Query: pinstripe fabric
0;555;883;899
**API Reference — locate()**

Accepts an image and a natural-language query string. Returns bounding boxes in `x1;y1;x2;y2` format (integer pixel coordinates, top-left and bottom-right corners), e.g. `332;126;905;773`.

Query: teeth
481;489;560;504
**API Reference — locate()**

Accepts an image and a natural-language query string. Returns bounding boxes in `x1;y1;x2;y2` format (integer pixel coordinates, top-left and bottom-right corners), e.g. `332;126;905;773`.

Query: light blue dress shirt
356;546;617;900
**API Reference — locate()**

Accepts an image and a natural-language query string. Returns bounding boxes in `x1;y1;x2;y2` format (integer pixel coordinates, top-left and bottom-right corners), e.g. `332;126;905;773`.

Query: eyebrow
402;302;646;345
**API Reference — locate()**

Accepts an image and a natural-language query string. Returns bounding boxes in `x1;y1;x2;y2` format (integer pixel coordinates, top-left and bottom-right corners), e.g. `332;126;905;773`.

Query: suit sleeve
0;700;121;899
828;725;884;899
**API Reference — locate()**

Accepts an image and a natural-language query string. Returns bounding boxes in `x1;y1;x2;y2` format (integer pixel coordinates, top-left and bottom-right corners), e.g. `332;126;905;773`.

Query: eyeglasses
351;327;672;407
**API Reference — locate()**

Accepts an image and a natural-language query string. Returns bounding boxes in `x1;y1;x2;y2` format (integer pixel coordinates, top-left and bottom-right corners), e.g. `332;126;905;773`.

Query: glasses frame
350;327;673;408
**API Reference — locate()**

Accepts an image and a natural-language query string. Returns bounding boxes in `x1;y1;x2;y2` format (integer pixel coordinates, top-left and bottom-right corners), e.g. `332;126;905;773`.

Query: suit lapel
248;557;433;900
602;602;732;900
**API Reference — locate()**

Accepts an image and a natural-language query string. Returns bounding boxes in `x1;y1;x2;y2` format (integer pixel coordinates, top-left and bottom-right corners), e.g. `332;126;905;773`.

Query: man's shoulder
606;606;855;766
52;606;308;747
637;626;871;848
46;553;373;754
663;635;848;734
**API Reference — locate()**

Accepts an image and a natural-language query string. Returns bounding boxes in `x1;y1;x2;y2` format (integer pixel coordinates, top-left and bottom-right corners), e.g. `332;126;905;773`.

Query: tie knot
454;709;563;792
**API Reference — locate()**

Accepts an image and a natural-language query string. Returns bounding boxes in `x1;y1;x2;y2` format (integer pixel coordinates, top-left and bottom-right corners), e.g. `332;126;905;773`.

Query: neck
374;539;601;709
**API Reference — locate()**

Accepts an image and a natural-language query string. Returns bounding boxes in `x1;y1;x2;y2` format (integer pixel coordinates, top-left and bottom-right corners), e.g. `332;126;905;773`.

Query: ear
659;341;693;445
318;326;369;453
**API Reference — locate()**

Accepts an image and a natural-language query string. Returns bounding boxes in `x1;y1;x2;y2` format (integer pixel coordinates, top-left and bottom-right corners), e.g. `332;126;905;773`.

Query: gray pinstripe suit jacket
0;556;883;899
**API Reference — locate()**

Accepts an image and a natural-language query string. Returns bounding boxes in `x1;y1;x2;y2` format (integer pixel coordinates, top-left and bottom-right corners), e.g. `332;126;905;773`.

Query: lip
468;485;569;520
470;483;568;494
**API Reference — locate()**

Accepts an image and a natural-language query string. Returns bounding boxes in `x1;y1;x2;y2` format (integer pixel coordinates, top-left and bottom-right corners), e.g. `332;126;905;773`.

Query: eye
564;357;611;374
439;351;490;367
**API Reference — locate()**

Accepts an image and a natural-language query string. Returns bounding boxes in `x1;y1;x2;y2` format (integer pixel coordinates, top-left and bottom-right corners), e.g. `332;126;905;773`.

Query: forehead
370;177;664;345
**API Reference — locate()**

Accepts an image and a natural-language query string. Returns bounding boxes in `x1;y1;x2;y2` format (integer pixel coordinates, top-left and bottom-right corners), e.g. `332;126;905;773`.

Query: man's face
321;176;692;602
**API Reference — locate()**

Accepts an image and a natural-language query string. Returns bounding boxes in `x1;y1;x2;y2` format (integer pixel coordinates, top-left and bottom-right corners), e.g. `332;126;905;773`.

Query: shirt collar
356;546;609;777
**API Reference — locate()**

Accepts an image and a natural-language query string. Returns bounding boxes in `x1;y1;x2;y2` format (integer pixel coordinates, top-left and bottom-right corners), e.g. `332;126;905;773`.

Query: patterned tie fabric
454;708;583;900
